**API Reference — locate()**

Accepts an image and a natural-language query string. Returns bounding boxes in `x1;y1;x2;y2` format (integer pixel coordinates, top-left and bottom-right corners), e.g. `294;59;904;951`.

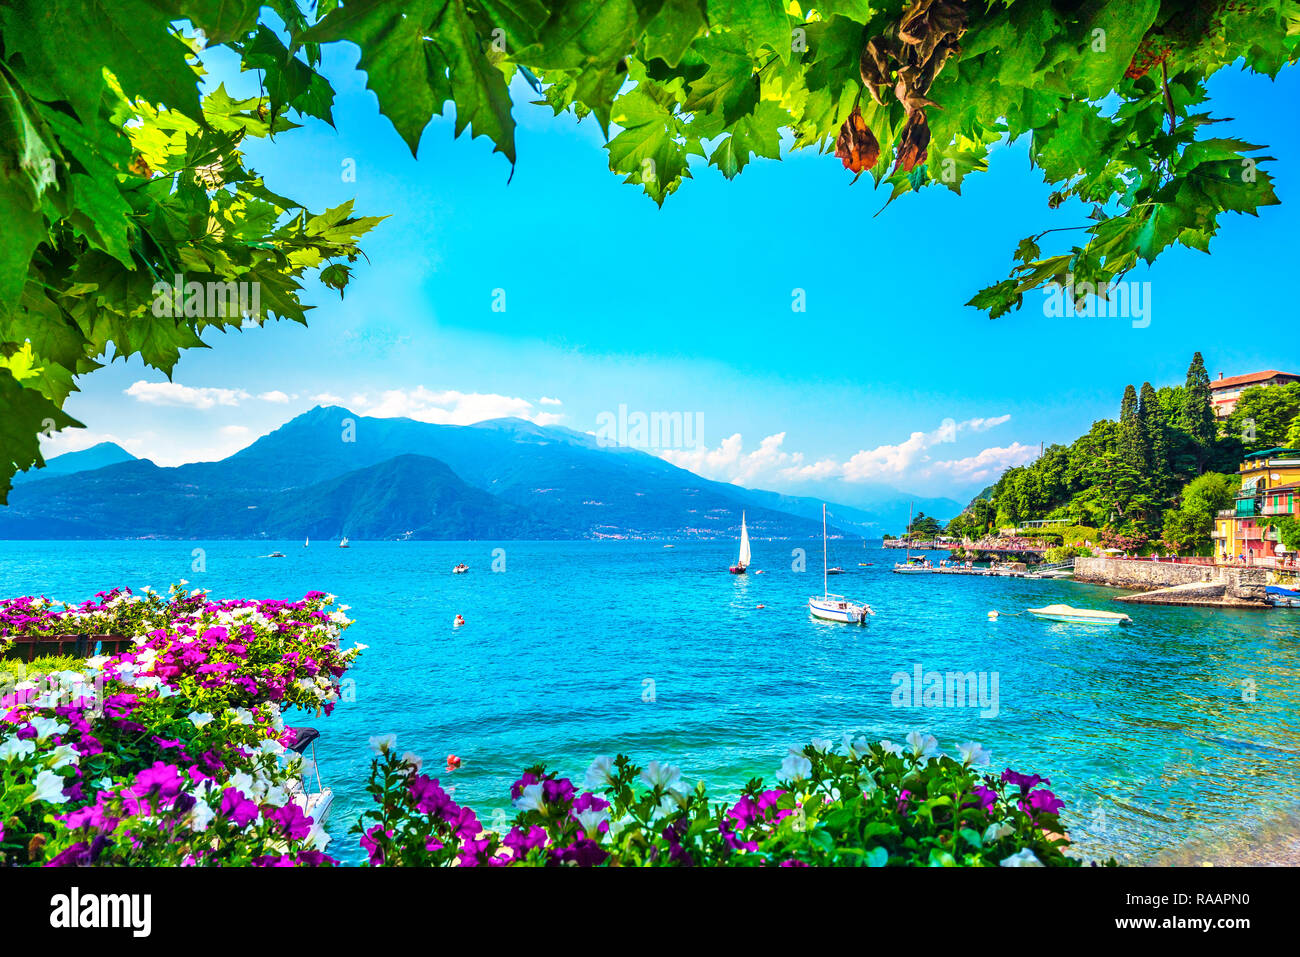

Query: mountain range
0;407;961;540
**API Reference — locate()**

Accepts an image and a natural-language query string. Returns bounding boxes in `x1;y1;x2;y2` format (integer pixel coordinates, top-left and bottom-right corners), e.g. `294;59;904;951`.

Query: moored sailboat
729;512;751;574
338;536;350;549
809;505;872;624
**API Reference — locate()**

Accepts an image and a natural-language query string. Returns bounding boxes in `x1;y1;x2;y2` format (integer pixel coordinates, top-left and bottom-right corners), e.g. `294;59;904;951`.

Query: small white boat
809;594;873;624
729;512;751;574
1266;585;1300;607
1027;604;1131;625
809;504;873;624
268;551;285;558
892;557;931;574
338;537;350;549
663;544;675;548
304;537;309;548
893;502;930;572
285;727;333;850
452;563;469;574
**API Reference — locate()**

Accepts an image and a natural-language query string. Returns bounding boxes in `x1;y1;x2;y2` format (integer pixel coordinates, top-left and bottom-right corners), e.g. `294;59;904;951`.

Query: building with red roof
1209;369;1300;417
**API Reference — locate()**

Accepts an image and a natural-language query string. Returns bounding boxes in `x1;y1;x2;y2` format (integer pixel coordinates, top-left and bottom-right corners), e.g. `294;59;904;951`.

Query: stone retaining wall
1074;558;1269;604
1073;557;1216;590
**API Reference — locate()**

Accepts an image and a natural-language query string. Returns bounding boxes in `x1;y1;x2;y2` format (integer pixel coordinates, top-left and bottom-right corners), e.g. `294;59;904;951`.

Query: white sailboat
729;512;751;574
809;504;873;624
893;501;929;573
338;536;350;549
304;536;309;548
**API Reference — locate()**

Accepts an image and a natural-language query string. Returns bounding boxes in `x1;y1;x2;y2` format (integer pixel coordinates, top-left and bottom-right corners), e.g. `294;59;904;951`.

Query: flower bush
356;732;1107;867
0;587;169;651
0;586;362;866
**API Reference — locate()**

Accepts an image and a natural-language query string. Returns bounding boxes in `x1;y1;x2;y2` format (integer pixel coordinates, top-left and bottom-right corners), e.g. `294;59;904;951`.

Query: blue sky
47;40;1300;505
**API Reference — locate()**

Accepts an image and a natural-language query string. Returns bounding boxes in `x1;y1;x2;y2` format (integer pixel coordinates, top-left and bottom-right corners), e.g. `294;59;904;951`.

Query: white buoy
988;610;999;619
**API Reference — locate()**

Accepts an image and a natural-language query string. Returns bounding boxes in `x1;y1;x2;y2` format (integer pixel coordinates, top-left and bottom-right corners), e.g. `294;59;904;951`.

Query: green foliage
0;3;381;499
357;734;1099;867
1266;515;1300;551
908;511;943;538
1045;544;1091;563
985;354;1243;543
1224;382;1300;450
1177;351;1219;472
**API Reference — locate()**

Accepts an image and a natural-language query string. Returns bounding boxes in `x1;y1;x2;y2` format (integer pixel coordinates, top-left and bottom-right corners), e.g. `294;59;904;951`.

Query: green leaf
429;0;517;163
1071;0;1161;100
606;86;702;204
0;0;201;123
513;0;641;133
302;0;453;155
0;366;81;504
179;0;263;43
241;24;336;124
640;0;707;68
708;99;787;178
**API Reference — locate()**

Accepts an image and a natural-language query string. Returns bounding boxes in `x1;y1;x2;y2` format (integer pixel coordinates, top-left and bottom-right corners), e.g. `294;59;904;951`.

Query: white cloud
125;381;250;409
539;396;563;406
220;425;251;437
928;443;1037;484
660;415;1018;490
258;390;292;403
351;387;565;427
660;432;805;485
311;393;345;405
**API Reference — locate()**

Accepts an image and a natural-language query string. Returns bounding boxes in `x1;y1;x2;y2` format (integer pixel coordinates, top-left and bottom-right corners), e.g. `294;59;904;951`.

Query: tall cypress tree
1180;352;1216;473
1139;381;1171;495
1119;384;1147;471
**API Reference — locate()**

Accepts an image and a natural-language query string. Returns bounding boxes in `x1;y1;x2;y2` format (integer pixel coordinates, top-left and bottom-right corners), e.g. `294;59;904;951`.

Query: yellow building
1213;448;1300;562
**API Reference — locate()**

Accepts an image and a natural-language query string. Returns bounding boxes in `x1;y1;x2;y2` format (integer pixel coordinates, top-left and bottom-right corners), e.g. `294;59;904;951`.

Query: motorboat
1266;585;1300;607
452;563;469;574
1027;604;1132;625
284;727;334;849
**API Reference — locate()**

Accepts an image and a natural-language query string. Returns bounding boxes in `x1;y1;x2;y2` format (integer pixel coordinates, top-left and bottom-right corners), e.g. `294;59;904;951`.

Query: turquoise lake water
2;539;1298;865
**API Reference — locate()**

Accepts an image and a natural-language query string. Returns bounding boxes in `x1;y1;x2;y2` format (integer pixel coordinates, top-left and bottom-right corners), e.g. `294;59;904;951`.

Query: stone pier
1072;558;1269;608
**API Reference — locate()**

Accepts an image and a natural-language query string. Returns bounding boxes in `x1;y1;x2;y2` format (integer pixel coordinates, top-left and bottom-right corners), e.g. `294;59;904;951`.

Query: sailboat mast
906;501;913;561
823;504;828;598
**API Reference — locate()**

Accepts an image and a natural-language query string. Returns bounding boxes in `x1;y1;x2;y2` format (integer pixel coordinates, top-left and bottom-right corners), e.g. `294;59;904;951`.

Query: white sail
738;513;751;568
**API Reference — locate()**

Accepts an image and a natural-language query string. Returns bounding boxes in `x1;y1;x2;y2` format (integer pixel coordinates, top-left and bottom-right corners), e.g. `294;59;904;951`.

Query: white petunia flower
230;707;255;725
48;744;79;770
27;769;69;805
999;848;1044;867
29;717;68;742
575;807;609;838
190;797;216;832
400;751;423;772
956;741;992;767
189;711;214;728
842;734;872;759
369;733;397;754
905;731;940;760
640;760;685;795
0;738;36;761
584;755;616;789
779;751;813;782
878;739;904;757
984;821;1015;843
809;737;833;754
513;782;545;813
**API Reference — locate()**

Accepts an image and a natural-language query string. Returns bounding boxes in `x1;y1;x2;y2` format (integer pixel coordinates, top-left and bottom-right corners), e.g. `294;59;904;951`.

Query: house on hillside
1213;448;1300;563
1209;370;1300;418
